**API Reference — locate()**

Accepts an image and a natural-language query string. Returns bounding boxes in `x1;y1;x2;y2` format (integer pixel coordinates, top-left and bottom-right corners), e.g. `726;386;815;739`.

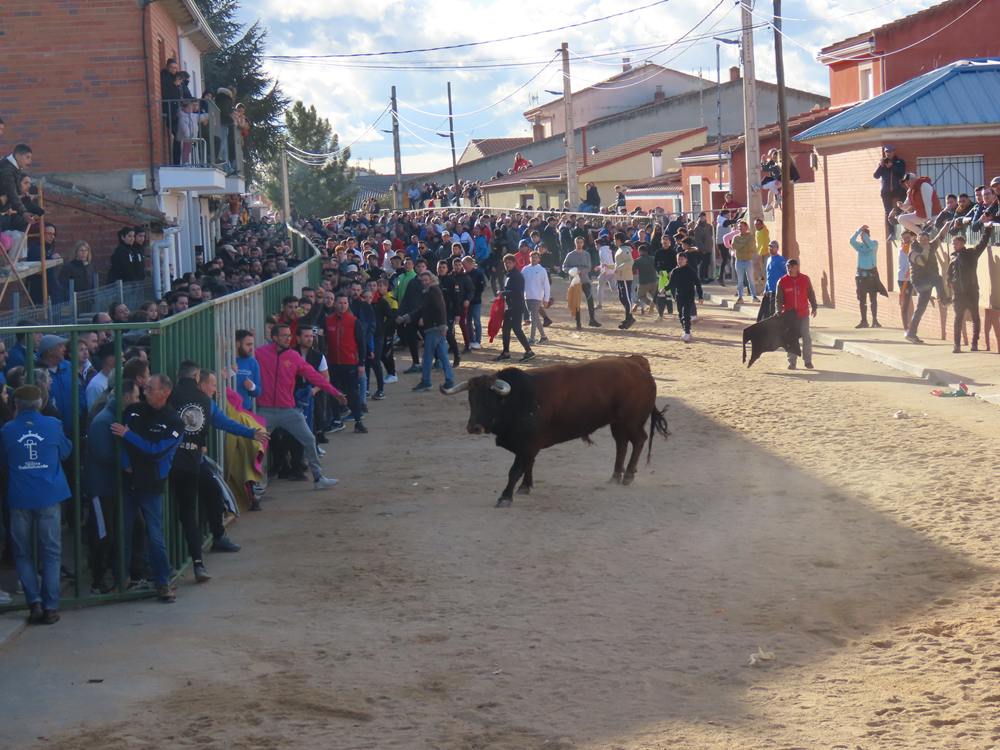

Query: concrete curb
0;614;26;652
704;292;1000;408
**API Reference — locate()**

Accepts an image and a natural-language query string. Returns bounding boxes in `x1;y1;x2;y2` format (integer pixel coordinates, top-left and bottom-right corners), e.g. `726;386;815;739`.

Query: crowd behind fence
0;225;321;612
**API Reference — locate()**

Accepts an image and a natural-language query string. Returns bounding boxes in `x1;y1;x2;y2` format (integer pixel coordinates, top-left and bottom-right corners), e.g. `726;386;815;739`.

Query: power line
264;0;673;60
284;103;392;163
741;0;985;62
398;54;559;119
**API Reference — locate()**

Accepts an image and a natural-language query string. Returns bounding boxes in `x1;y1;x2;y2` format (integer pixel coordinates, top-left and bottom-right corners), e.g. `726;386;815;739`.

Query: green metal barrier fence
0;225;322;611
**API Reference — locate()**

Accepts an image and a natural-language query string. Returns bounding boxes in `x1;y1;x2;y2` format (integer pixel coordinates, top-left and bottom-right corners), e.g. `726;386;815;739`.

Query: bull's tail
647;405;670;464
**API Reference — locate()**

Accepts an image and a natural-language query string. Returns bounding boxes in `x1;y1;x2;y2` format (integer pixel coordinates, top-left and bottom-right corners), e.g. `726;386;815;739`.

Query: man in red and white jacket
896;172;941;235
256;323;346;489
775;258;818;370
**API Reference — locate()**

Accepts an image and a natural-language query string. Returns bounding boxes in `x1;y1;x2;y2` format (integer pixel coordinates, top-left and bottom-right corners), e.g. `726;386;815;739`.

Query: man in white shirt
522;251;551;344
86;342;116;411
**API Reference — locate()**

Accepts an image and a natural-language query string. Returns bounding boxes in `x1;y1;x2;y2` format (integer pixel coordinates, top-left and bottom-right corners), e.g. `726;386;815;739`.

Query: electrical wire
398;53;559;119
766;0;902;22
284;103;392;164
265;0;673;60
742;0;985;62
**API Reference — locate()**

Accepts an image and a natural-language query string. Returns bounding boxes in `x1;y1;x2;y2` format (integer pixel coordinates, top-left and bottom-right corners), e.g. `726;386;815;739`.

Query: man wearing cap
874;145;906;233
37;333;84;433
0;384;72;623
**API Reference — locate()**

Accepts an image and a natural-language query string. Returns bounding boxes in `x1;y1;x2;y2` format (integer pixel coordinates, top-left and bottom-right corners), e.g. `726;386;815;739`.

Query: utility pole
740;1;763;221
447;81;460;207
390;86;403;210
773;0;795;255
560;42;580;209
279;145;291;221
716;43;723;186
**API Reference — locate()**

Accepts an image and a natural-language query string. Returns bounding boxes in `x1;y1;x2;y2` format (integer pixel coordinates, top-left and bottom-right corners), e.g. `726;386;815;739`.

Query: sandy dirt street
0;297;998;750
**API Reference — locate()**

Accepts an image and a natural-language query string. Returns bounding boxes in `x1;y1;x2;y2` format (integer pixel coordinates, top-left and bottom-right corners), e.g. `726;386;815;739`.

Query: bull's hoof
496;496;513;508
622;472;636;486
517;485;531;495
610;473;623;484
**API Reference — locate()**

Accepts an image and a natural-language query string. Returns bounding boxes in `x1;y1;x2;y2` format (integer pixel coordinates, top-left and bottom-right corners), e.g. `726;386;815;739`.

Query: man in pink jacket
256;323;346;489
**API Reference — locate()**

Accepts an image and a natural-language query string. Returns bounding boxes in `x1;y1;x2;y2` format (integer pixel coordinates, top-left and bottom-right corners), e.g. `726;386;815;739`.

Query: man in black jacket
0;144;36;232
398;258;428;373
436;260;463;368
873;145;906;233
397;271;456;392
947;225;991;353
497;254;535;362
111;374;183;603
666;251;704;343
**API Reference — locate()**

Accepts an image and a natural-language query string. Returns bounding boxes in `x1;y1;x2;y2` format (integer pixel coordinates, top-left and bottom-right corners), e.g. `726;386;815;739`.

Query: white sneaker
470;342;481;350
690;315;699;323
314;476;339;490
0;589;11;606
384;374;398;384
317;445;326;456
682;333;692;342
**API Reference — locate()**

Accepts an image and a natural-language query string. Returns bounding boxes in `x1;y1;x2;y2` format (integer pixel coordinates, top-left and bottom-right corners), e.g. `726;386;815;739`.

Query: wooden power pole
560;42;580;208
774;0;796;255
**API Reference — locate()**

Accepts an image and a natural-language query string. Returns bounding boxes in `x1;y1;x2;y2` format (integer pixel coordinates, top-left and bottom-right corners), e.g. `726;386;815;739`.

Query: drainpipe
141;0;158;195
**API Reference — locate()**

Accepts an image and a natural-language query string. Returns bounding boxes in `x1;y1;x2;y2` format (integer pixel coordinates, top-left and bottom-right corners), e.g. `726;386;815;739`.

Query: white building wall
178;36;205;97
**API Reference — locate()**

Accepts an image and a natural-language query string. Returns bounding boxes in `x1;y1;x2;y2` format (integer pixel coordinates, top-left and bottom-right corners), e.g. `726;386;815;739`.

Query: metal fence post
70;280;78;322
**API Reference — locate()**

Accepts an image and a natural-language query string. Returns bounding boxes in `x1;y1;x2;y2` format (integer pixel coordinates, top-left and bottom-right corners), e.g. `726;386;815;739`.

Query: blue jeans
735;259;756;298
469;302;482;344
125;490;171;587
420;328;454;386
10;504;62;610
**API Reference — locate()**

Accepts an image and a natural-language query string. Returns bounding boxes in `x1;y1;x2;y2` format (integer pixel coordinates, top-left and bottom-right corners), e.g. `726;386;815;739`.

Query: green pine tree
194;0;288;183
265;102;356;217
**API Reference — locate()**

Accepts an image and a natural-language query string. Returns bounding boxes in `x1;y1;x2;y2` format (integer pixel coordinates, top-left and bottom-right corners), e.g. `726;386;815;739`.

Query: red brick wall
0;1;179;175
880;0;995;90
829;62;862;108
679;162;731;212
789;135;1000;335
43;196;149;281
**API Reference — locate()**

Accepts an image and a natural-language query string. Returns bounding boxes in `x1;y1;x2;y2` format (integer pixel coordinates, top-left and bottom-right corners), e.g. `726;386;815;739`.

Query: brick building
0;0;242;285
820;0;996;108
790;58;1000;336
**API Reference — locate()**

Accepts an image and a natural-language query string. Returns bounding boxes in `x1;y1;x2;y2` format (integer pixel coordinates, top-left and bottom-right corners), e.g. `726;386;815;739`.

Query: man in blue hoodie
36;334;85;433
234;329;261;411
0;385;72;624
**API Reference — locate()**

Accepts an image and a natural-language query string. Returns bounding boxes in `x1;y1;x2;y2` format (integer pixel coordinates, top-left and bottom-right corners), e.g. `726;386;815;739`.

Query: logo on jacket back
16;430;46;469
177;402;206;434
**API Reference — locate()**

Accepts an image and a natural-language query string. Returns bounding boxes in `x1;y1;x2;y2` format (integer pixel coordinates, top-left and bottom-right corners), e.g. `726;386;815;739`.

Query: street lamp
713;37;740;188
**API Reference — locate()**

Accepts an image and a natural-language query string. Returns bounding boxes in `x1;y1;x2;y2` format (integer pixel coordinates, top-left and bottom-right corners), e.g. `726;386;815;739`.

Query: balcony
157;98;245;194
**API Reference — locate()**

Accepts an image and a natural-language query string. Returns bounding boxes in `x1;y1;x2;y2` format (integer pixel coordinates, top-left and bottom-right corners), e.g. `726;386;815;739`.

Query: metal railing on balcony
159;98;245;178
0;225;320;611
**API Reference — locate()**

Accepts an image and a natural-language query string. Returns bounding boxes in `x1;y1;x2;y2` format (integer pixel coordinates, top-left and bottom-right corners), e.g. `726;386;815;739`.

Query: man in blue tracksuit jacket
112;373;183;602
234;329;261;411
0;385;72;623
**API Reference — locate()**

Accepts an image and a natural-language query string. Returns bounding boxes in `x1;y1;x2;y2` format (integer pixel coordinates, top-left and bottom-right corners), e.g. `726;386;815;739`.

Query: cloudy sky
237;0;940;174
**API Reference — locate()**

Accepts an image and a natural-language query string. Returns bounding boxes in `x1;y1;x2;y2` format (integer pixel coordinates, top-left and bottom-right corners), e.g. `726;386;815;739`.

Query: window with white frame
859;66;874;101
689;181;703;214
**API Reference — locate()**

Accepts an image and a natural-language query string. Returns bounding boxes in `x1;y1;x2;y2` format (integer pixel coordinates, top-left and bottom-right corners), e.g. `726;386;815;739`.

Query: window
917;155;984;197
859;66;873;101
689;181;702;214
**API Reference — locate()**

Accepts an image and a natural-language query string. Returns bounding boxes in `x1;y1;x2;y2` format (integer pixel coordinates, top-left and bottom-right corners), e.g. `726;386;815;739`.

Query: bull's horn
440;381;470;395
491;379;511;396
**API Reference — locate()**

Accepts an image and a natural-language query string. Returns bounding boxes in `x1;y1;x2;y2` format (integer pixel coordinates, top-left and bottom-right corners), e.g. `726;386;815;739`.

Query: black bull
441;355;669;507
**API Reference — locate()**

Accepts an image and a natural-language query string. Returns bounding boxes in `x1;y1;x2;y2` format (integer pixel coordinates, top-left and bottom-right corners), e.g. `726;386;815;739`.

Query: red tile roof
467;137;533;158
483;128;706;189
